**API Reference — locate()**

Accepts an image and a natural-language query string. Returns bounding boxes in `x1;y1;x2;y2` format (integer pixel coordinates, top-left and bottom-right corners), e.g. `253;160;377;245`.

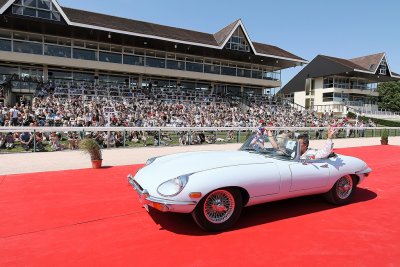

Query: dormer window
378;58;387;75
224;27;250;52
12;0;61;21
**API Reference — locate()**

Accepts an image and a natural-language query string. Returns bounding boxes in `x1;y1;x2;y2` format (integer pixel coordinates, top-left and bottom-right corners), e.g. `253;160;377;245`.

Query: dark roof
281;55;353;94
320;55;369;71
62;7;217;46
392;72;400;77
213;19;239;46
61;7;305;61
62;7;305;60
349;53;384;72
0;0;8;8
253;42;305;61
281;54;400;94
0;1;306;62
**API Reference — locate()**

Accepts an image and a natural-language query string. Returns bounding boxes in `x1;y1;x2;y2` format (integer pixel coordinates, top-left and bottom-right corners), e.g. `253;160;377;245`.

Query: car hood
134;150;272;186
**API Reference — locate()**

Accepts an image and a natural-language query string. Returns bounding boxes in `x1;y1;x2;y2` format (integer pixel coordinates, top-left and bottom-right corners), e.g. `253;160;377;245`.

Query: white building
281;53;400;114
0;0;307;106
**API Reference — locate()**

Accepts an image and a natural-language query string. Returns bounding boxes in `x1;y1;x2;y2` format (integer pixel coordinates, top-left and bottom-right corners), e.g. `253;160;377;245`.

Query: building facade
0;0;306;106
280;53;400;114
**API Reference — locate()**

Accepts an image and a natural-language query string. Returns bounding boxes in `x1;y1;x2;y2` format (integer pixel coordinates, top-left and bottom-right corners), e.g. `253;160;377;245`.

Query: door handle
320;164;329;168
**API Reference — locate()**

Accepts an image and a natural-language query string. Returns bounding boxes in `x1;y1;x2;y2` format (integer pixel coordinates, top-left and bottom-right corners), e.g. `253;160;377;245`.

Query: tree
377;81;400;112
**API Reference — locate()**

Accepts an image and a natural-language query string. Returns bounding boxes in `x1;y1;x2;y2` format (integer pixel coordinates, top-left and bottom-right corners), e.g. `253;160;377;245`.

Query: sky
58;0;400;87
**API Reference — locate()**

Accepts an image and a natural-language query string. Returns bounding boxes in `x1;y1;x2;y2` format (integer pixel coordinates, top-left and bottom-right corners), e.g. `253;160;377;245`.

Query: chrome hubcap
204;190;235;224
336;176;353;199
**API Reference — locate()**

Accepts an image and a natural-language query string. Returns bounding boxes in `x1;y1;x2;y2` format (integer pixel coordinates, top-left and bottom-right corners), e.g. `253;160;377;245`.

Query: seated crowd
0;81;376;151
1;94;375;128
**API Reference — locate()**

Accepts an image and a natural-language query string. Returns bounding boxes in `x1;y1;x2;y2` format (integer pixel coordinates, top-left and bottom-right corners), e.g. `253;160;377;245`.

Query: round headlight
157;175;189;197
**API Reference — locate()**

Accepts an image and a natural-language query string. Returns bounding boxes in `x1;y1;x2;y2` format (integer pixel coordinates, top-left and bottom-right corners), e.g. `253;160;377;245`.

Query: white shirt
301;139;334;160
10;108;19;118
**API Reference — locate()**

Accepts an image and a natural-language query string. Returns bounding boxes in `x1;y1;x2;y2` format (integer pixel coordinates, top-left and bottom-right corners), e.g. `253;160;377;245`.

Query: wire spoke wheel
203;190;235;224
192;188;242;231
336;175;353;199
325;174;357;205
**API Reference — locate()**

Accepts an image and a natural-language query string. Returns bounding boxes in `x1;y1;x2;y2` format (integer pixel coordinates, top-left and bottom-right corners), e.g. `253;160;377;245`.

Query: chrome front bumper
127;174;197;213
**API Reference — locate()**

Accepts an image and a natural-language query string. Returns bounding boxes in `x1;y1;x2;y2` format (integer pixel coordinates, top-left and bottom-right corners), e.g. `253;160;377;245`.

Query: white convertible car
127;132;371;231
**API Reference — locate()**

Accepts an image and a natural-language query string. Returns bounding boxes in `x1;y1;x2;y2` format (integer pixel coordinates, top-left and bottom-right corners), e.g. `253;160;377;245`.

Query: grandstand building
281;53;400;114
0;0;306;106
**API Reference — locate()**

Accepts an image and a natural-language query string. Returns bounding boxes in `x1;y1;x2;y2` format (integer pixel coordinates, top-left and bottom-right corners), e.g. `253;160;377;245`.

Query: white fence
1;126;399;133
1;126;399;153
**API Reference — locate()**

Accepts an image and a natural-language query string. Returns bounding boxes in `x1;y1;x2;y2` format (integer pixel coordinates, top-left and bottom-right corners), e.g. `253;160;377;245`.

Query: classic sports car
127;132;371;231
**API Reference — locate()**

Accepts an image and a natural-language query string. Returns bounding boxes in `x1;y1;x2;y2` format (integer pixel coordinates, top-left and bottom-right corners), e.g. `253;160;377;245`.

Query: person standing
265;126;336;160
9;106;20;126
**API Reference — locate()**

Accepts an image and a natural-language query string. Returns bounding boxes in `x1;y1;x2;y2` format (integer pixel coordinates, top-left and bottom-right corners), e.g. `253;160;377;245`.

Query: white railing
0;126;400;138
1;126;399;134
1;126;399;153
364;110;400;117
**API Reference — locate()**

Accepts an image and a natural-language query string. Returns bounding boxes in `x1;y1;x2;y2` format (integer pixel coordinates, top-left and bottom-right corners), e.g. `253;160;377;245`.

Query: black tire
324;175;356;205
192;188;242;232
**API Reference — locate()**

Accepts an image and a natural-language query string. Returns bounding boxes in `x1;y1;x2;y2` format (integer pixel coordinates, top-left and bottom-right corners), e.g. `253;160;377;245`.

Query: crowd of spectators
0;81;377;151
0;130;66;152
1;94;376;129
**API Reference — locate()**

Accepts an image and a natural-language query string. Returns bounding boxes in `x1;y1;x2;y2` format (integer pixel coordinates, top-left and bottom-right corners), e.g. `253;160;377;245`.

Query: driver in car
265;126;336;160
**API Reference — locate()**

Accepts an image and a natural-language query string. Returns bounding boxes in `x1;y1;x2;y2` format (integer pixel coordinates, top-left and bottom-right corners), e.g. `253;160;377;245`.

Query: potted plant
381;129;389;145
79;138;103;168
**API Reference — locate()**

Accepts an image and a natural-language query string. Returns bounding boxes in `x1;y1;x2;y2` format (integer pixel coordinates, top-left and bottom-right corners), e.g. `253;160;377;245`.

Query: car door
227;163;282;197
289;159;330;192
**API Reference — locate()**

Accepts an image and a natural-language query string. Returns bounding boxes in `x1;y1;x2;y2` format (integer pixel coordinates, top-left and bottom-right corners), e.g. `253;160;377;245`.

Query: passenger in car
266;126;336;160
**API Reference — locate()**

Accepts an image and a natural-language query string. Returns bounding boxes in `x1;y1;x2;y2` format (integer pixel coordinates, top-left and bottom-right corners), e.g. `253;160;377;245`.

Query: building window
145;57;165;68
73;48;96;61
123;55;144;66
181;81;195;90
0;39;11;51
323;92;343;102
99;74;126;85
13;40;42;54
0;28;282;84
74;72;95;82
166;59;184;70
334;77;349;89
221;66;236;76
237;68;251;78
99;51;122;64
323;77;334;88
224;27;250;52
44;44;71;58
323;92;333;102
186;62;203;72
324;76;374;90
12;0;61;21
264;70;280;81
251;70;262;79
378;58;387;75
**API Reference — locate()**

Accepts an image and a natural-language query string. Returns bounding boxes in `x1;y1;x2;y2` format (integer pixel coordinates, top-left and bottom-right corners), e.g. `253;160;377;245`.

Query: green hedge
347;112;400;127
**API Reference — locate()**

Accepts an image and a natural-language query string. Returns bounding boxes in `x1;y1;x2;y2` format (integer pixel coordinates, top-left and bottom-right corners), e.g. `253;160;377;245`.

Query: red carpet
0;146;399;266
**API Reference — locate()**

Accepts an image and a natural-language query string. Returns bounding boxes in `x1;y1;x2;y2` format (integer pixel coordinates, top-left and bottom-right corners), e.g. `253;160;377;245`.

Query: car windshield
240;132;298;160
